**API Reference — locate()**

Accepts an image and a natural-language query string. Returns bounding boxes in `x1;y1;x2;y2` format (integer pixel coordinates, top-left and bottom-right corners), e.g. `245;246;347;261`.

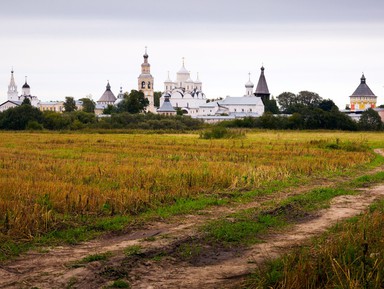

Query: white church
0;71;42;112
157;63;268;121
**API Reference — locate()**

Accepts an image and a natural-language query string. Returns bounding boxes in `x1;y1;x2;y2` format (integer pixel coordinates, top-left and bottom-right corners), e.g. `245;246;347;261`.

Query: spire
361;73;366;84
351;73;375;97
143;46;148;62
106;81;111;91
255;66;270;100
7;68;18;100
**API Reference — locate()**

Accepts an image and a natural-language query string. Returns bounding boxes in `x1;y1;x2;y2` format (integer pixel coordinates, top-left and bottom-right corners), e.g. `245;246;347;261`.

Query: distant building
349;73;377;111
39;101;64;113
157;93;176;116
194;66;267;122
138;48;155;113
97;81;117;107
0;71;40;112
254;66;270;102
7;69;18;101
158;59;206;116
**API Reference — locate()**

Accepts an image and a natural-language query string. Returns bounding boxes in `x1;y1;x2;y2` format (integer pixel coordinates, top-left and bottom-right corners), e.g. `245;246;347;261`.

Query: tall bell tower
7;69;18;101
138;47;155;113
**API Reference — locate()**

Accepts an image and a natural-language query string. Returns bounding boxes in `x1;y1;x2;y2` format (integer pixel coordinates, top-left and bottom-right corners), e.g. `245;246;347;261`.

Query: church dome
22;82;30;89
177;58;189;74
245;73;254;88
245;80;254;88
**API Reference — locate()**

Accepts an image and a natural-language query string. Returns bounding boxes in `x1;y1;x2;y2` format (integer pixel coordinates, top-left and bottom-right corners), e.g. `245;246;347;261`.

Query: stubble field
0;131;381;252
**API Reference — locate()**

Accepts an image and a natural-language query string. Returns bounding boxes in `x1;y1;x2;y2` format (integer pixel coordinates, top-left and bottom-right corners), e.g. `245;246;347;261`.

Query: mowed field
0;131;381;246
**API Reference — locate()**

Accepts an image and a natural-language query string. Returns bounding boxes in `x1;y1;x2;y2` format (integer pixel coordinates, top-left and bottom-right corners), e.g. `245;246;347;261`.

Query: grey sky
1;0;384;108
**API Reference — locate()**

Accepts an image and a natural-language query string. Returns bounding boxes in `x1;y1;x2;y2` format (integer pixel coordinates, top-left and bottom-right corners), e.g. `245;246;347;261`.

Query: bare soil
1;157;384;289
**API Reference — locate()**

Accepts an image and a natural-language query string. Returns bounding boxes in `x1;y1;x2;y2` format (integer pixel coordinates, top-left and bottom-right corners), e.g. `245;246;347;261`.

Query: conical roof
351;74;376;97
255;66;269;96
98;81;116;103
157;93;176;112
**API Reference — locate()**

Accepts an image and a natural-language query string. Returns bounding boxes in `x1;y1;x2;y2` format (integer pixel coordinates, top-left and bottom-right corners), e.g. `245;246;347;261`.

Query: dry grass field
0;131;381;244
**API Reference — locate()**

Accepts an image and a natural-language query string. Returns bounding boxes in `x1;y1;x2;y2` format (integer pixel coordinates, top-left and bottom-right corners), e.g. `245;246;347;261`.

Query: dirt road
1;172;383;288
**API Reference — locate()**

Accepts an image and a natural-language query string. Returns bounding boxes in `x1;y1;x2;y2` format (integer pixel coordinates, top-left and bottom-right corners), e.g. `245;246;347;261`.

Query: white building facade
159;59;206;116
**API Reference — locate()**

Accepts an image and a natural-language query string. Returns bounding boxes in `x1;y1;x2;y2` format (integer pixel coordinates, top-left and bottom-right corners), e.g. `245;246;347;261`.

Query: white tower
138;47;155;113
245;73;254;96
7;69;18;101
22;76;31;96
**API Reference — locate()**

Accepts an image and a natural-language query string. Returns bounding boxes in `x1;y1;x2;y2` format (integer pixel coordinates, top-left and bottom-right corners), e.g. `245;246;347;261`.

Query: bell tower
138;47;155;113
7;69;18;101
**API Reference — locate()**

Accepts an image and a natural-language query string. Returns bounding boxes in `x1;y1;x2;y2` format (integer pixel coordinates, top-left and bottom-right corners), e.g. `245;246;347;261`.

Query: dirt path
1;162;384;288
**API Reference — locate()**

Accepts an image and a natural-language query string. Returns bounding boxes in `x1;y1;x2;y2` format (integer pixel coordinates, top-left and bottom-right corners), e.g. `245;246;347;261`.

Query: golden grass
0;131;381;241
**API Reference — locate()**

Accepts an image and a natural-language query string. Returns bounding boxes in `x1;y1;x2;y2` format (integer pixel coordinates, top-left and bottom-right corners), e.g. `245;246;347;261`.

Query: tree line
0;89;382;131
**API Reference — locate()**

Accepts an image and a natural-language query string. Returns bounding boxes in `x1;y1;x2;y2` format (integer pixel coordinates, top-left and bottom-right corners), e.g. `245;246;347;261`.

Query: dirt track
1;161;384;288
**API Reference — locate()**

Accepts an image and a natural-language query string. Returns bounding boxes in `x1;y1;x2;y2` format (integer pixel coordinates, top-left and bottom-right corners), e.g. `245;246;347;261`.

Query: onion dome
22;76;30;89
245;73;254;88
177;58;189;74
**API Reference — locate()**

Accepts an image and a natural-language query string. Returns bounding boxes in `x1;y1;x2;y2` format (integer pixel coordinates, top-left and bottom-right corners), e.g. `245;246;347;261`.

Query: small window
141;81;145;89
148;82;151;89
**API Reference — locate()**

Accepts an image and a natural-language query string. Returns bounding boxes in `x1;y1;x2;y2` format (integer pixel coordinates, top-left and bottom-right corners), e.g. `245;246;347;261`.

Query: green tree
64;97;77;112
80;98;95;113
42;111;71;130
276;92;297;113
21;97;31;106
154;91;162;108
0;104;43;130
103;104;118;115
277;91;323;113
263;97;280;114
296;91;322;108
318;99;338;111
117;90;149;114
358;108;382;131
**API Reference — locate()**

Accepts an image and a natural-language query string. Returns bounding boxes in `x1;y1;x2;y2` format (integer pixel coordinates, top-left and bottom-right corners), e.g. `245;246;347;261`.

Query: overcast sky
1;0;383;109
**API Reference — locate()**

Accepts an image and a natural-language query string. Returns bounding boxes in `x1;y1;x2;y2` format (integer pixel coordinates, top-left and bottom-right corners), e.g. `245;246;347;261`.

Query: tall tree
80;98;95;113
276;92;297;113
263;97;280;114
358;108;382;131
64;97;77;112
154;91;162;108
296;91;322;108
117;90;149;114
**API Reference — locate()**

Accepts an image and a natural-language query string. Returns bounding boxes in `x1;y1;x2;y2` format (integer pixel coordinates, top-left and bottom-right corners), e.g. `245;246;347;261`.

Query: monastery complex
0;49;380;121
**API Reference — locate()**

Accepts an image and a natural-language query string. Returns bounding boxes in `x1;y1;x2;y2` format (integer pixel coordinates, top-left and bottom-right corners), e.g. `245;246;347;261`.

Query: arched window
141;81;145;89
148;82;151;89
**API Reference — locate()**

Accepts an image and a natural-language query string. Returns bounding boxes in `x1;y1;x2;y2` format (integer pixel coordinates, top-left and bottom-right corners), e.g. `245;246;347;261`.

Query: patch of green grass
152;196;228;219
247;198;384;289
204;187;355;246
108;280;130;288
349;171;384;188
204;211;285;245
81;251;112;263
70;251;113;268
123;245;142;257
176;242;203;260
281;187;355;212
